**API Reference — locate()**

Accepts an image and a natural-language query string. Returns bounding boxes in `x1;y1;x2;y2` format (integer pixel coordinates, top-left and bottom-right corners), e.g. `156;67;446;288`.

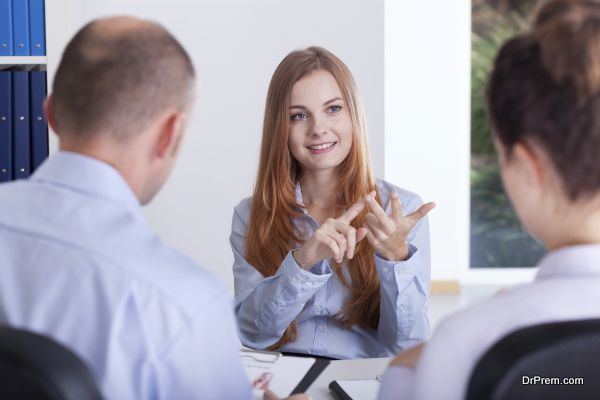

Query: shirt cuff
375;244;419;281
377;365;415;400
276;250;331;289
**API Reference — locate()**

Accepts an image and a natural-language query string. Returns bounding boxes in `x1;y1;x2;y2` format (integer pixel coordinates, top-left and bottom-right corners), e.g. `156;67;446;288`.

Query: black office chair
467;319;600;400
0;325;103;400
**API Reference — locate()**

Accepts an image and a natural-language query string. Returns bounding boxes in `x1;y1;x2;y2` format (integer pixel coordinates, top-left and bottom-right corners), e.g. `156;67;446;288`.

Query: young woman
230;47;435;359
379;1;600;398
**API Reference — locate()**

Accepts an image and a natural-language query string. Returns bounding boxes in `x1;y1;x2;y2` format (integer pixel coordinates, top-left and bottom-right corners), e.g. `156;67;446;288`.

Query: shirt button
318;325;325;333
383;267;389;273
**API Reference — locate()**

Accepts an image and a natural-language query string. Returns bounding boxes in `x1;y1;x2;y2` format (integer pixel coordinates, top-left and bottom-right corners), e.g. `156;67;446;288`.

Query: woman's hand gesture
364;192;435;261
293;195;371;269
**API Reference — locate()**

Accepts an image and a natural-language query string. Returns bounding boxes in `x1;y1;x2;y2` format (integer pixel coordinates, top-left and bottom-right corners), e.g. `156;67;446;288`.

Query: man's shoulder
112;230;229;318
0;179;29;204
0;178;227;318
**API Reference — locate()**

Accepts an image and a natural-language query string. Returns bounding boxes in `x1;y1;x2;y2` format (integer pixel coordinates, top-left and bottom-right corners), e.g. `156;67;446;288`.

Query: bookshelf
0;0;48;183
0;56;47;70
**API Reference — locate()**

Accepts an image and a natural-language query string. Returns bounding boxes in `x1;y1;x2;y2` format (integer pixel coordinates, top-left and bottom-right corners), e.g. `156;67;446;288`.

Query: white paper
241;350;316;399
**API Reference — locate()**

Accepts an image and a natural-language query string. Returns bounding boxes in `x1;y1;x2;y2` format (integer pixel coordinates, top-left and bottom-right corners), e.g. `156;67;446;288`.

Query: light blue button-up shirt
0;152;251;400
230;180;431;359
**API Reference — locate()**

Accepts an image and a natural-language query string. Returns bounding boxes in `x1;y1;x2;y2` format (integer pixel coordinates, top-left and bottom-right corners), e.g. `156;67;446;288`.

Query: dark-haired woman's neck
544;199;600;251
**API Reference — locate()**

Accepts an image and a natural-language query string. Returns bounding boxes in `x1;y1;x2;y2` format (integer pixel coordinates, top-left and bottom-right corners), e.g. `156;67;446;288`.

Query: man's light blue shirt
0;152;251;400
231;180;431;359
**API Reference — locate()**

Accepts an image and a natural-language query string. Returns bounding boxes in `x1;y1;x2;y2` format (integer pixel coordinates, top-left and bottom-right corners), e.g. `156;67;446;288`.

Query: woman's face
287;69;353;176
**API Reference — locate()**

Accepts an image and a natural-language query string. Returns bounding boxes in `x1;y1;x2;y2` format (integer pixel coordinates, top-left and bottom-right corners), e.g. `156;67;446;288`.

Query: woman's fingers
328;219;357;259
327;230;348;263
365;195;395;234
391;192;403;221
322;225;346;263
365;212;389;241
406;202;436;226
316;192;386;263
338;196;368;224
338;191;378;225
365;229;378;248
356;227;368;242
345;225;356;259
322;235;342;263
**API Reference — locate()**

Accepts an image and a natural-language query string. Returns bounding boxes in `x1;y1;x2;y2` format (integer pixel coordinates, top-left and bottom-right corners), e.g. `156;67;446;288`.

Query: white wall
47;0;385;292
384;0;471;281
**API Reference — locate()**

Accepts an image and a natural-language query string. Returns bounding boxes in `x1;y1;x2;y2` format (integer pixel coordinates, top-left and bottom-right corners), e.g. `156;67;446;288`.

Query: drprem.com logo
522;376;584;385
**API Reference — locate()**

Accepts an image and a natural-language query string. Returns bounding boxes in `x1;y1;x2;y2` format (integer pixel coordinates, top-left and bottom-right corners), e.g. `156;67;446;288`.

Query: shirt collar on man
535;244;600;281
31;151;144;220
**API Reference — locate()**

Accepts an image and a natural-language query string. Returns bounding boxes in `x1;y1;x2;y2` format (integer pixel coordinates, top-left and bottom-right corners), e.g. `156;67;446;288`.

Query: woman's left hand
364;192;435;261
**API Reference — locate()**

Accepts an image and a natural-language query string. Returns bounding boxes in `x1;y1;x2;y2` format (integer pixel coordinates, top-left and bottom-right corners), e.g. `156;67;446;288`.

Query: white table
306;357;390;399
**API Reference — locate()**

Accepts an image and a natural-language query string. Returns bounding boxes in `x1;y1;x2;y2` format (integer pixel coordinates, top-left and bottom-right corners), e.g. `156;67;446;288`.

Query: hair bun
534;0;600;99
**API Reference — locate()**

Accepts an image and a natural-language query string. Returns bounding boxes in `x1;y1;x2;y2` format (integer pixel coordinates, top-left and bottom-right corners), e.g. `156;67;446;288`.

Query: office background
45;0;500;303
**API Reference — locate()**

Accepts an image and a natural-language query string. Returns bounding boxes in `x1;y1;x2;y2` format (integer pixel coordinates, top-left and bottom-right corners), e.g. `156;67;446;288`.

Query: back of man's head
50;16;195;140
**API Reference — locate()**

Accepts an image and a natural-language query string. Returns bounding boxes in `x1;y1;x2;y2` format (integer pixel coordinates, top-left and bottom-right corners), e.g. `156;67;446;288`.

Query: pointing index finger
338;192;374;224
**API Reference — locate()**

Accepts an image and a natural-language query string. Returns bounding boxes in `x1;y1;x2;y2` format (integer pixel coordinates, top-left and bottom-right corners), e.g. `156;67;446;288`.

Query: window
470;0;546;268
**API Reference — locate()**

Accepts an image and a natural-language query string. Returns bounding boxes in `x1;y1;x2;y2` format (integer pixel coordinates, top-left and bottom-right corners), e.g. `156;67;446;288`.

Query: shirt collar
31;151;144;219
535;244;600;281
295;182;308;215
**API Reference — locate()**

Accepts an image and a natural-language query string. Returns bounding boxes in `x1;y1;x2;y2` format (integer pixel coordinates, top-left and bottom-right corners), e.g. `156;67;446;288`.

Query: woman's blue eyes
291;112;307;121
290;105;342;121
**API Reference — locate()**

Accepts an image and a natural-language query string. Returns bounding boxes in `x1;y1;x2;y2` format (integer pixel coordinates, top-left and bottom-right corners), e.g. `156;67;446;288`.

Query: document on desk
240;349;318;399
329;379;381;400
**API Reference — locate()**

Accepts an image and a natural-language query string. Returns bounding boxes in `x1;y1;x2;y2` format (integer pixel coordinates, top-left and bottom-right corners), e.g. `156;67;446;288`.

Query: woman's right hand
292;193;373;269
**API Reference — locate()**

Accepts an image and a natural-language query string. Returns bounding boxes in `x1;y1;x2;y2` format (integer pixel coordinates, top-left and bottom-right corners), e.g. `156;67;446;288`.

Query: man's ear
44;95;59;134
512;142;545;188
155;112;186;159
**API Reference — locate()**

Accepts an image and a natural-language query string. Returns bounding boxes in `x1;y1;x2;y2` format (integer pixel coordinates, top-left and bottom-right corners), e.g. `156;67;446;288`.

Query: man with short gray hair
0;16;249;399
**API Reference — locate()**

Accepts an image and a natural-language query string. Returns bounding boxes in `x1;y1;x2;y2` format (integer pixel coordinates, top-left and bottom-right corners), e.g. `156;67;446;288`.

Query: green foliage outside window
470;0;545;267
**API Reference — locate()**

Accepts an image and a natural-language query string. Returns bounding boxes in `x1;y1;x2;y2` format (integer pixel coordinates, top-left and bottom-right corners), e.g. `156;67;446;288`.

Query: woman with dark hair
378;0;600;398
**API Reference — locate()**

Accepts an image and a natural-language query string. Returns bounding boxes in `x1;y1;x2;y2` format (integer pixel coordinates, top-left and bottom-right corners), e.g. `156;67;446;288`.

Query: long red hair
246;47;382;349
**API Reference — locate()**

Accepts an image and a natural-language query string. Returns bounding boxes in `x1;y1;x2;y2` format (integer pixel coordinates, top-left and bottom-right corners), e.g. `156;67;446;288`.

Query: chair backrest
0;325;102;400
467;319;600;400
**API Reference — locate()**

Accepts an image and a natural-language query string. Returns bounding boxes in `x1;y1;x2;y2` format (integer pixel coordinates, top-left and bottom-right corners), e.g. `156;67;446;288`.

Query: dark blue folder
12;71;30;179
0;0;13;56
28;0;45;56
0;72;12;183
12;0;30;56
30;71;47;171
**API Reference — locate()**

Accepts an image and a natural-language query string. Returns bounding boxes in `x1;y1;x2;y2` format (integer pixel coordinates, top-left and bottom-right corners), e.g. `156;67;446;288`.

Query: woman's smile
306;141;337;155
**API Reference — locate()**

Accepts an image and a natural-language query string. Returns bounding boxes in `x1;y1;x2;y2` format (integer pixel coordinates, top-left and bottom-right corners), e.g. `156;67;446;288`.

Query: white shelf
0;56;47;70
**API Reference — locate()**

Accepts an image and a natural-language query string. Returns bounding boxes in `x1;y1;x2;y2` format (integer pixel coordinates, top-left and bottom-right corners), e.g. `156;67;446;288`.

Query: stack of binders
0;0;48;183
0;71;48;183
0;0;46;57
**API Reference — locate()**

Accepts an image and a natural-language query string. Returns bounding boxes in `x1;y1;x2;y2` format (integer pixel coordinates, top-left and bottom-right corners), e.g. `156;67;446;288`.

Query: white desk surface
306;357;391;399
